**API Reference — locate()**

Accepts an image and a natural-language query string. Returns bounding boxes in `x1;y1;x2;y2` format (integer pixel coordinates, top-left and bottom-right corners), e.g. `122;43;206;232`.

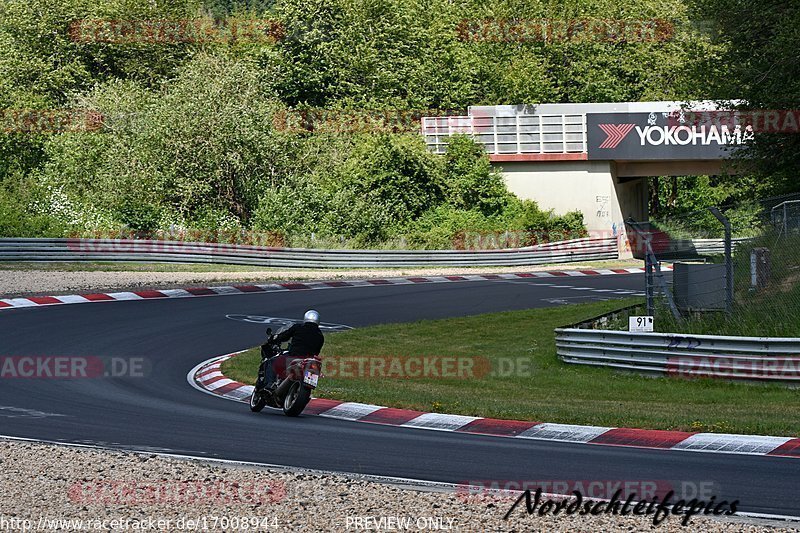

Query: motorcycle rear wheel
282;381;311;417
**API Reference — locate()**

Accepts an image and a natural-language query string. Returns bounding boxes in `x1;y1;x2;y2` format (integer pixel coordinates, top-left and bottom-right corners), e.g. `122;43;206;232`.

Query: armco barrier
0;236;618;268
556;328;800;382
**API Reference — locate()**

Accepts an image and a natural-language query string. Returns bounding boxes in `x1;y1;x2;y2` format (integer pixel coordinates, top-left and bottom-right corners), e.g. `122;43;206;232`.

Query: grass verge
221;298;800;436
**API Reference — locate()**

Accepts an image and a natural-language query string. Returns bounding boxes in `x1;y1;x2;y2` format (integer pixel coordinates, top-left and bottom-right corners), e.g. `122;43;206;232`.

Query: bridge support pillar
495;160;647;259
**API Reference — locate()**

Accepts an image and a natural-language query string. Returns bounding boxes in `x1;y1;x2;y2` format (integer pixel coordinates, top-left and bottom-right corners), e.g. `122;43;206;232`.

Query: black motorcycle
249;328;322;417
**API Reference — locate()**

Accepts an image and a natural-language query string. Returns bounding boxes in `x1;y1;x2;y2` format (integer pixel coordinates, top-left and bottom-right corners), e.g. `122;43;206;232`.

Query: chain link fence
625;193;800;337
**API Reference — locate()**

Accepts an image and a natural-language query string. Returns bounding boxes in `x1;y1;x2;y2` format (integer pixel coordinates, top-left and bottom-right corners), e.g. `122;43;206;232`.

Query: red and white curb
0;266;658;311
190;352;800;459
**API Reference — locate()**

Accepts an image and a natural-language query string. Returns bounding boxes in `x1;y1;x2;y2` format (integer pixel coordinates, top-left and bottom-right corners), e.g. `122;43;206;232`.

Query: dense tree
3;0;792;245
689;0;800;200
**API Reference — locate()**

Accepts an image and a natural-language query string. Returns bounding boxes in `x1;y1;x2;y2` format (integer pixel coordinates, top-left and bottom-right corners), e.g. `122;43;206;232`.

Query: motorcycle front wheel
249;387;267;412
282;381;311;417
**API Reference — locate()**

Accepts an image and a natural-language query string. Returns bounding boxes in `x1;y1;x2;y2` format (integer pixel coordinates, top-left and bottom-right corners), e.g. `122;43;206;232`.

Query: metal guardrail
0;236;618;268
556;328;800;382
629;236;747;261
771;200;800;236
421;113;587;155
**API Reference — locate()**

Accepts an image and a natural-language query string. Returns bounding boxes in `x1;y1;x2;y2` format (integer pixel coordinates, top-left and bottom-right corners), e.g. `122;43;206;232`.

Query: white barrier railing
421;113;587;155
0;236;618;268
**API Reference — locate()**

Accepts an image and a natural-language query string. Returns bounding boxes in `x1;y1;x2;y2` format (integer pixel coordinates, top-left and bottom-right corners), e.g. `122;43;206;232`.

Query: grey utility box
672;262;726;312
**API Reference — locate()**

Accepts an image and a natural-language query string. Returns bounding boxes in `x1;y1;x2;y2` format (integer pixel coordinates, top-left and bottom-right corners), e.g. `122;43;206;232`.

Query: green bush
251;181;329;236
0;184;70;237
404;205;502;249
442;135;510;215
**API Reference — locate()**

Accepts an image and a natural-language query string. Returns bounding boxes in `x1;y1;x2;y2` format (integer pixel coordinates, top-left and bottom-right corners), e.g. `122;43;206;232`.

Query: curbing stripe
517;423;614;443
185;287;217;296
54;294;90;304
134;290;167;299
589;428;696;448
214;382;249;396
204;378;236;391
200;375;228;387
82;293;115;301
255;284;289;292
107;292;142;301
159;289;193;298
209;286;243;295
190;351;798;457
27;296;63;305
401;413;480;431
233;285;267;293
5;298;38;307
303;399;345;415
456;418;539;437
671;434;794;454
0;267;650;312
768;438;800;457
319;402;385;421
360;407;427;425
281;283;310;290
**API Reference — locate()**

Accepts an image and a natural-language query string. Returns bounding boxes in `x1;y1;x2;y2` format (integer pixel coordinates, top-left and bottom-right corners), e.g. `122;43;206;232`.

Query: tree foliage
3;0;792;246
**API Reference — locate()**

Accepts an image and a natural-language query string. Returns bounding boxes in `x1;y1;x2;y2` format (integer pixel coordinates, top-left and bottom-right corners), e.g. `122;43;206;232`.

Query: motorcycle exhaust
274;377;294;398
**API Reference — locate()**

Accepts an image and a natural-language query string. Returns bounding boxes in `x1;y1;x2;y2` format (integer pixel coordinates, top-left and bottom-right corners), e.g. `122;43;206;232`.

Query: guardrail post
645;251;655;315
709;207;733;314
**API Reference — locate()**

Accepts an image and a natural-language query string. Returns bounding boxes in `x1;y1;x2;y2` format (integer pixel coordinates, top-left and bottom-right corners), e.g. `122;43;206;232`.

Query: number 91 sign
629;315;654;333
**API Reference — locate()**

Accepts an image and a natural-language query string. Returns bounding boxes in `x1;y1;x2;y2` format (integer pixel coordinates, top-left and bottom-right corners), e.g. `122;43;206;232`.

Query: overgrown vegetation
653;231;800;337
2;0;798;246
0;0;732;247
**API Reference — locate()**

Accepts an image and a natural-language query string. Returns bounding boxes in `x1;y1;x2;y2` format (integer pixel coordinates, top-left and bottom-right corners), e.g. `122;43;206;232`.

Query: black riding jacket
274;322;324;357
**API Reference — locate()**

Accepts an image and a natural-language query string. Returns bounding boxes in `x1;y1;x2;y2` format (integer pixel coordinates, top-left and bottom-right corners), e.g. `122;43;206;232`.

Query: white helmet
303;309;320;324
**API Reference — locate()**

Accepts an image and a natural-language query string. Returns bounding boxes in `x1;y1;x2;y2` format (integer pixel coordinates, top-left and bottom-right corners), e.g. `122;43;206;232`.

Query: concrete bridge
422;102;745;254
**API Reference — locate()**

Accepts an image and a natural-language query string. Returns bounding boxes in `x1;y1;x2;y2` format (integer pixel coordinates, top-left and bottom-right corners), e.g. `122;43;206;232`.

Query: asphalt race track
1;273;799;517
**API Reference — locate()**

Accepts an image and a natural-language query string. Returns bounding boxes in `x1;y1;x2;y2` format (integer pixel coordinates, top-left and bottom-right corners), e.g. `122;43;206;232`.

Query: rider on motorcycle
256;310;325;392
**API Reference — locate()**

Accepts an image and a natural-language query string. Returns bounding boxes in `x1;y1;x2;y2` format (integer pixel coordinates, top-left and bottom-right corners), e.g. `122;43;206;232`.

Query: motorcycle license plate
303;371;319;387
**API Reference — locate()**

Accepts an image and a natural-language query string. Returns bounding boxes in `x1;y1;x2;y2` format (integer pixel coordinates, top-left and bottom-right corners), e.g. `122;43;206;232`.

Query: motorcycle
249;328;322;417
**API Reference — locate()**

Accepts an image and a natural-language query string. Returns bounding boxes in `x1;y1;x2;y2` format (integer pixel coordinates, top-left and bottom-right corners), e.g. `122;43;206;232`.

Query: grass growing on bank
222;299;800;436
652;233;800;337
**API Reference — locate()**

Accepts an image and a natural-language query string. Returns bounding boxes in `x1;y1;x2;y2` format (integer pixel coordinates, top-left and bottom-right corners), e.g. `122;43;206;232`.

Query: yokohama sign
587;112;752;160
